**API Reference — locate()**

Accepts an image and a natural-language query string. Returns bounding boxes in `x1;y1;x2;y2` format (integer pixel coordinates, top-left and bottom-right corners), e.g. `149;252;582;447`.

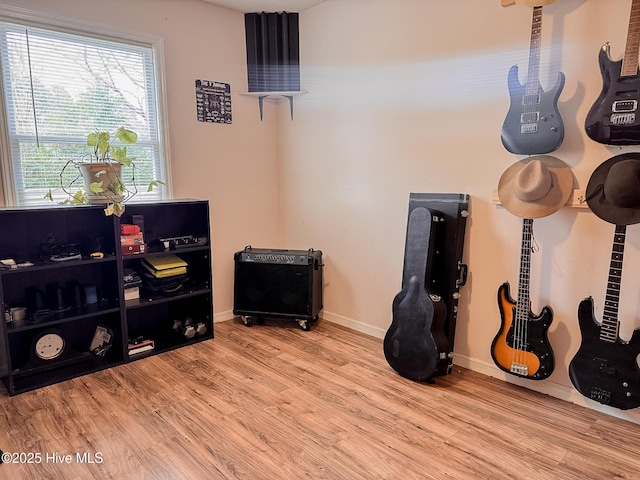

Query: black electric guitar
585;0;640;145
569;225;640;410
383;207;449;381
501;5;565;155
491;218;554;380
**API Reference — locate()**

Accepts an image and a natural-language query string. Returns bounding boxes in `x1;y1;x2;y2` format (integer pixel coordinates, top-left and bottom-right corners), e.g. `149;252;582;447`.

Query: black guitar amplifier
233;247;323;329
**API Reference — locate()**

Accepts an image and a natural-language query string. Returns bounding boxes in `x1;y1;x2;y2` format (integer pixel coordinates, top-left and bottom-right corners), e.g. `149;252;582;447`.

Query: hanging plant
45;127;164;216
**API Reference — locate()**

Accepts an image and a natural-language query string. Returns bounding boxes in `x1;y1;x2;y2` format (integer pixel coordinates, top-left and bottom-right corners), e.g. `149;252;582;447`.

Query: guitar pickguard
491;282;555;380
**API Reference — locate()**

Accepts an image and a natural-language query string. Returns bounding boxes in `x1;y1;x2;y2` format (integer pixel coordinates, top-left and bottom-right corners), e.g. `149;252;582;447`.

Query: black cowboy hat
586;152;640;225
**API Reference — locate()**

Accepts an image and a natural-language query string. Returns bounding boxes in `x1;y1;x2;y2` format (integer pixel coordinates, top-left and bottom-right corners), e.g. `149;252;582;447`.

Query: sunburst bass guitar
491;218;554;380
501;5;565;155
585;0;640;145
569;225;640;410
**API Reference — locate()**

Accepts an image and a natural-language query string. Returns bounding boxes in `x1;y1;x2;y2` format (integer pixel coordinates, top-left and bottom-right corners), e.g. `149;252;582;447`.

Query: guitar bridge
520;123;538;134
610;113;636;125
510;363;528;376
590;387;612;404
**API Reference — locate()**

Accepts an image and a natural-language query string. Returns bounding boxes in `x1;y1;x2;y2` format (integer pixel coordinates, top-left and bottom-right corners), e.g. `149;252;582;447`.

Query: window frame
0;4;172;206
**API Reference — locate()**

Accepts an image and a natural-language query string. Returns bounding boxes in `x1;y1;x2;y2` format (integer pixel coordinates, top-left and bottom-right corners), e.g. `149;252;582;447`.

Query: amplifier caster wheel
298;319;310;331
242;316;253;327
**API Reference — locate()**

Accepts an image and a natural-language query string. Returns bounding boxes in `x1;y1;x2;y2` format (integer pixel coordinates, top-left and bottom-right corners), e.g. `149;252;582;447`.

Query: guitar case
384;193;470;381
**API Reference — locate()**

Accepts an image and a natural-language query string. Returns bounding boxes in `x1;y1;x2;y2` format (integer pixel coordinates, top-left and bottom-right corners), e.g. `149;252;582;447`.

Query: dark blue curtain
245;12;300;92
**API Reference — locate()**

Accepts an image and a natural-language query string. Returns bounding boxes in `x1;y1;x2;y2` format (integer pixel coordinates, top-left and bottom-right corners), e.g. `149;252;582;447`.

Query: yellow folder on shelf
142;254;187;278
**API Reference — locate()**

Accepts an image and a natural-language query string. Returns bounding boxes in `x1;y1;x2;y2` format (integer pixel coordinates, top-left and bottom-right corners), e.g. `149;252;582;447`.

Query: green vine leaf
70;190;87;205
112;203;126;217
89;181;104;193
147;180;166;192
115;127;137;144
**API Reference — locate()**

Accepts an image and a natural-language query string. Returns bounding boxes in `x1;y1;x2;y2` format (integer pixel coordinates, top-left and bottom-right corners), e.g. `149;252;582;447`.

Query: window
0;12;169;207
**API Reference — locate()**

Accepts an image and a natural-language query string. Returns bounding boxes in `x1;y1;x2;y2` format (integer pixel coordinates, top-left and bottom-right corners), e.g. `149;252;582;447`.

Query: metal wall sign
195;79;232;124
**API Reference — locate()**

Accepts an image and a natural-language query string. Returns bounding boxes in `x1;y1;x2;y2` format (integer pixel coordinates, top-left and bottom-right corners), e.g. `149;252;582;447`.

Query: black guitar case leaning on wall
383;193;470;381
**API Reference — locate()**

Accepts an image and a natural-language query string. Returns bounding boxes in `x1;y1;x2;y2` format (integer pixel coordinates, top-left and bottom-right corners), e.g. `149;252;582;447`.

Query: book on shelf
141;254;188;278
124;286;140;301
129;344;154;355
128;338;155;355
121;224;141;235
121;232;145;245
122;244;147;256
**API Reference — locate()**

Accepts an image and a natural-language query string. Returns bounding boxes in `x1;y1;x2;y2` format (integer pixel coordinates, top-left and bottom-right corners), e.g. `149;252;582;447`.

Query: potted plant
46;127;163;216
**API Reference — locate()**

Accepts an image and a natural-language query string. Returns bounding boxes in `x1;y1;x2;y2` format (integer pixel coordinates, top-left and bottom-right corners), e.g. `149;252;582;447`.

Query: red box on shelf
122;244;147;256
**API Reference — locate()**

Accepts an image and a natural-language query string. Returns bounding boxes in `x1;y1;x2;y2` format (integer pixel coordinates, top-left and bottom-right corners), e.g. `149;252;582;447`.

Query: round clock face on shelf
34;332;65;360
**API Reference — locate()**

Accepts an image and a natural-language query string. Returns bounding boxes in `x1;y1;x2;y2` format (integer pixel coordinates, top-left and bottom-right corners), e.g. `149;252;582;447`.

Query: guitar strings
513;219;534;375
523;222;535;371
522;7;541;127
523;223;534;366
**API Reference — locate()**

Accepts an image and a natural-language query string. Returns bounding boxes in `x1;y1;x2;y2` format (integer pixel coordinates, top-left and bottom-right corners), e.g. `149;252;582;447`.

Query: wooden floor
2;318;640;479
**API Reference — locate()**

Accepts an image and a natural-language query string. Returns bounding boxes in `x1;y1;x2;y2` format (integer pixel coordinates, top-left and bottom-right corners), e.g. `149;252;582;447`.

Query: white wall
284;0;640;422
0;0;283;318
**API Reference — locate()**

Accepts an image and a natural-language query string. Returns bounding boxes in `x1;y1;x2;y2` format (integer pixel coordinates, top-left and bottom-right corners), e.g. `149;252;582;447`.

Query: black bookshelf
0;200;213;395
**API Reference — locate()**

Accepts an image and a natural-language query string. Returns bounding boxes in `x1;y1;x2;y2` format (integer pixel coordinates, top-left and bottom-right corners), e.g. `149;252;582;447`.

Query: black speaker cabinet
233;247;323;330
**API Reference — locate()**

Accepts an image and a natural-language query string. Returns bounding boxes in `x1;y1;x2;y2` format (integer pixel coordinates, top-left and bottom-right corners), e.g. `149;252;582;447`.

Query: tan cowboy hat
586;152;640;225
498;155;573;219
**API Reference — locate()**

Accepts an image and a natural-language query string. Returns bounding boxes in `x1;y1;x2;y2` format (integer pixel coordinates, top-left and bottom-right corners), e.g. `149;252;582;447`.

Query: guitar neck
525;6;543;96
516;218;534;318
601;225;626;342
621;0;640;77
402;207;432;288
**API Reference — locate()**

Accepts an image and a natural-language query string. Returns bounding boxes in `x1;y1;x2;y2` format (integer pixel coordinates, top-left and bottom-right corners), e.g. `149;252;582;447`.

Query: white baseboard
321;310;387;339
216;309;388;337
213;309;236;323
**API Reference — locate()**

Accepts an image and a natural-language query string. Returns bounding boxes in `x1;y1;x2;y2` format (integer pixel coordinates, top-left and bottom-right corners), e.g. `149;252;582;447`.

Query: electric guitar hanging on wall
585;0;640;145
501;5;565;155
491;218;555;380
383;207;450;382
568;225;640;410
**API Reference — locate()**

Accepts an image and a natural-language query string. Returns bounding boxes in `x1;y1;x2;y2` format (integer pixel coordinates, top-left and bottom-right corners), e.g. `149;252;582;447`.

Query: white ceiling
199;0;328;13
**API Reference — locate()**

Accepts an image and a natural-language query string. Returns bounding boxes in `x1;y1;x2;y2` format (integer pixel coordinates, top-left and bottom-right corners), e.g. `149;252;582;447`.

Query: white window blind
0;20;167;206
